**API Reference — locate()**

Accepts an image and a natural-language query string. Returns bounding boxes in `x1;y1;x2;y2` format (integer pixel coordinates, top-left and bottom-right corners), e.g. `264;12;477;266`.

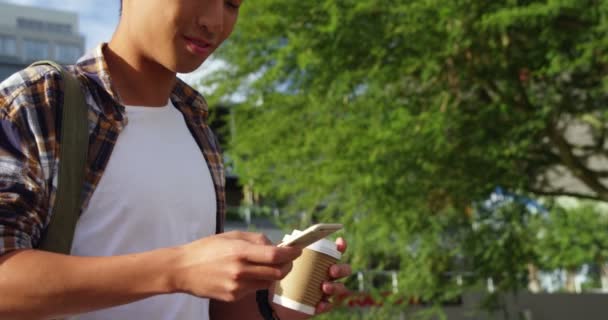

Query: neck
106;31;176;107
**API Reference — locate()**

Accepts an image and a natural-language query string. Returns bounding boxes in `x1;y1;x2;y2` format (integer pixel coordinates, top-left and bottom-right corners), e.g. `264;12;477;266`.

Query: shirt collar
75;43;209;125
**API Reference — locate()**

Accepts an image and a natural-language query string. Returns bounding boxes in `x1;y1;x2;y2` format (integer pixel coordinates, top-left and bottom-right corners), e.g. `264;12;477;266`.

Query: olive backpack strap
29;60;88;255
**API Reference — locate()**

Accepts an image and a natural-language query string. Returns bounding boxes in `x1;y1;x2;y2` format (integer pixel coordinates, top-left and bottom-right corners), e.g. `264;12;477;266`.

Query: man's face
123;0;241;73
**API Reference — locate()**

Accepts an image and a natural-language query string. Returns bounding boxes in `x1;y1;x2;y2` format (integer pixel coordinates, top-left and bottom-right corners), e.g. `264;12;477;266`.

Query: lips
184;36;213;56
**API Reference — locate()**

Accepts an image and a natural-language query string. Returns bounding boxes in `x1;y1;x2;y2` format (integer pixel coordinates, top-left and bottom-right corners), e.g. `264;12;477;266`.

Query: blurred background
2;1;608;319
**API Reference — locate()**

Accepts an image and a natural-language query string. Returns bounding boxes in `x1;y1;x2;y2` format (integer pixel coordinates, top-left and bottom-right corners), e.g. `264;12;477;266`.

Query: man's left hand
314;237;351;314
274;237;352;319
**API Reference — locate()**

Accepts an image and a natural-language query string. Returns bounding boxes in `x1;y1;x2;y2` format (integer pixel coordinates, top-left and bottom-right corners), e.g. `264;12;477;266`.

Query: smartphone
278;223;343;248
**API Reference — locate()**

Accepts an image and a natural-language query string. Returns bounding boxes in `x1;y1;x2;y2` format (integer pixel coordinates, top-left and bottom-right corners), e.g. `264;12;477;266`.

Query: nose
198;0;224;39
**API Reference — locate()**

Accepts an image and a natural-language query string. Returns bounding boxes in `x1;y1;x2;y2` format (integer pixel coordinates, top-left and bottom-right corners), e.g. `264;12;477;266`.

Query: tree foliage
204;0;608;307
535;202;608;271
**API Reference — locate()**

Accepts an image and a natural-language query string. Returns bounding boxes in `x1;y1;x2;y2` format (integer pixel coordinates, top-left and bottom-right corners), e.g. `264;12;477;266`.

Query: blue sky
2;0;120;51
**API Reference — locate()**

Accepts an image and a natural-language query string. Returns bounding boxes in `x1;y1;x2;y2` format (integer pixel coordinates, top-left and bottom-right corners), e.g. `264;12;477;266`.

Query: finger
322;282;349;296
239;262;293;281
280;261;294;277
315;301;333;314
220;231;273;245
328;264;352;279
242;244;302;265
335;237;347;253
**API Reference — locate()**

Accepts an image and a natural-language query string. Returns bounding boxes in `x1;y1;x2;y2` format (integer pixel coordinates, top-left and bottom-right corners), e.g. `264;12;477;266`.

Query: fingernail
330;265;340;277
323;283;332;293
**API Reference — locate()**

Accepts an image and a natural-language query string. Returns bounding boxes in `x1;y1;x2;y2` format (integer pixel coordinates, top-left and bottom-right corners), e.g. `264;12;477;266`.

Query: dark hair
119;0;122;15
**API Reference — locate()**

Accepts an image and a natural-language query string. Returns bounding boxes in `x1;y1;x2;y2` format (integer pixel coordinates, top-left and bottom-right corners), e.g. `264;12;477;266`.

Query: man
0;0;351;319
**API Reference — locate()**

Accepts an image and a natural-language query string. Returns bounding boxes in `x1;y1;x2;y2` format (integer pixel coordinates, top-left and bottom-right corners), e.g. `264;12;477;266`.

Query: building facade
0;2;85;80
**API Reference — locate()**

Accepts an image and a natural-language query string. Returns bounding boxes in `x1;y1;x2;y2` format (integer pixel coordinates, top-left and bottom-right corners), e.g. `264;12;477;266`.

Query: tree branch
528;188;602;202
598;125;607;151
572;144;608;159
484;81;530;114
515;73;533;111
546;122;608;201
591;170;608;178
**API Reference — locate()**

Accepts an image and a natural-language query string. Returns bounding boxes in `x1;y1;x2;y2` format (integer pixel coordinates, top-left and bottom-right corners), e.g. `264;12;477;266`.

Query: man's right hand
0;231;300;319
171;231;302;302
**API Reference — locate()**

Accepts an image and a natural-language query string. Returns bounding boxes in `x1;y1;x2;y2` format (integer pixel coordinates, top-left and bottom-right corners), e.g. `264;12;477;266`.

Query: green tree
535;202;608;292
203;0;608;309
467;202;539;294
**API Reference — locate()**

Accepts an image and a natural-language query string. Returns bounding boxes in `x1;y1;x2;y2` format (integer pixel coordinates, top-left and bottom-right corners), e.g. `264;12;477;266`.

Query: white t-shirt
69;100;216;320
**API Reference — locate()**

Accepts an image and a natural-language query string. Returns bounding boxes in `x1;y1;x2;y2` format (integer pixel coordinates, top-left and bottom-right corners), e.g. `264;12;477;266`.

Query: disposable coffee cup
273;235;341;315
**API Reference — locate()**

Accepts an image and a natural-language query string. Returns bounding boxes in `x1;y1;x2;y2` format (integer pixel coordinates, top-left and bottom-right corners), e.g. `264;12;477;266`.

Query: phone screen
278;224;342;248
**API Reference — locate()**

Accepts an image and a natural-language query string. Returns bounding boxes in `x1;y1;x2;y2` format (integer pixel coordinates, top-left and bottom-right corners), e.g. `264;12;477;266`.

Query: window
0;35;17;56
24;39;49;61
55;44;81;63
17;18;72;34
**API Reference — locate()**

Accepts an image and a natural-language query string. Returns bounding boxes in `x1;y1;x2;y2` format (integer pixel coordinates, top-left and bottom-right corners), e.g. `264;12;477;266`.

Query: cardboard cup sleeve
273;234;341;315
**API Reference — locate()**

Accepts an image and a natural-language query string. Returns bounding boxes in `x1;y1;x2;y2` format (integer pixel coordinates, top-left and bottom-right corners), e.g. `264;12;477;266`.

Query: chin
173;57;207;74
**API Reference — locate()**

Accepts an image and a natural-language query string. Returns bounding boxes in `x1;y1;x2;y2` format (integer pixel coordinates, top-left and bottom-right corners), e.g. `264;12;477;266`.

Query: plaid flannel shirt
0;44;225;255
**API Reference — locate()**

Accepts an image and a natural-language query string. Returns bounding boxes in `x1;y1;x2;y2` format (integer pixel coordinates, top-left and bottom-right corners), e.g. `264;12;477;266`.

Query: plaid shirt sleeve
0;66;62;255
